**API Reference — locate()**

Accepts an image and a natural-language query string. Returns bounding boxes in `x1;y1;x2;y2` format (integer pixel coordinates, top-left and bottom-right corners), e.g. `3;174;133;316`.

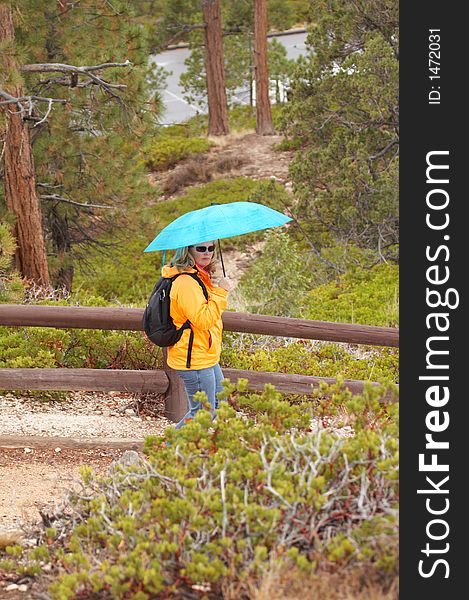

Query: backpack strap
186;328;195;369
173;272;209;368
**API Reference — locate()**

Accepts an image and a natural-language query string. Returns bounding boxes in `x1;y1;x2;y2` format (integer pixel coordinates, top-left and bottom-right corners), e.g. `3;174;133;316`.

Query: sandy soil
0;447;128;531
0;392;171;532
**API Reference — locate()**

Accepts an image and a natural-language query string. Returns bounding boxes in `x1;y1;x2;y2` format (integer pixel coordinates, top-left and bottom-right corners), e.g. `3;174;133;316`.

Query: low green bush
274;136;304;152
304;263;399;327
237;229;322;316
143;136;213;171
1;381;398;598
0;325;161;372
221;335;399;385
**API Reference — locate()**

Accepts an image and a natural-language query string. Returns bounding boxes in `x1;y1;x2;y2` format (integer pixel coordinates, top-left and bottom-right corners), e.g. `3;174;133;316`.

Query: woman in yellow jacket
161;241;232;429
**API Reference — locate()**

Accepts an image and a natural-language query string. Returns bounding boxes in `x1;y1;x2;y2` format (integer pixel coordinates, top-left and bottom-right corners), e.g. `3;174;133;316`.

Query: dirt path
212;132;293;182
0;447;127;531
0;392;171;533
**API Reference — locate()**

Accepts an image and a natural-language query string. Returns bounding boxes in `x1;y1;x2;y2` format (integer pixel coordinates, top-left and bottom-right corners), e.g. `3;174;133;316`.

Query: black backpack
142;272;208;368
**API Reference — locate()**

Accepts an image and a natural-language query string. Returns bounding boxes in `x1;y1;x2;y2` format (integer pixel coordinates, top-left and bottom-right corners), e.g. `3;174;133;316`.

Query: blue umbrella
143;201;292;252
143;201;292;276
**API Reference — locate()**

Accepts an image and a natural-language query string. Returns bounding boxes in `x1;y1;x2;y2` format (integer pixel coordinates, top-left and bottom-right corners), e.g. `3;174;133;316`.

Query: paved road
150;31;308;124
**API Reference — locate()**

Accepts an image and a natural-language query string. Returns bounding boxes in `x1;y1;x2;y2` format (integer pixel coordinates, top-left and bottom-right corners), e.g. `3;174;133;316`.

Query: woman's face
189;241;215;269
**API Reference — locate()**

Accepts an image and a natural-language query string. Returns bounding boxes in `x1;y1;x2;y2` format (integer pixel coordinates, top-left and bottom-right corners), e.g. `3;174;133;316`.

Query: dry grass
208;130;256;147
162;153;247;195
244;566;398;600
162;156;212;195
213;153;246;172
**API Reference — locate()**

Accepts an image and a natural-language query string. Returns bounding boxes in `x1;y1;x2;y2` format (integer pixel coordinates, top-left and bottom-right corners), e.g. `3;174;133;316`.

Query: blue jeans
175;363;225;429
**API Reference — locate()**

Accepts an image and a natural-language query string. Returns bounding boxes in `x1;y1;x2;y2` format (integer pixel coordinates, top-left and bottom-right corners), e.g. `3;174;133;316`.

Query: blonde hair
169;245;218;275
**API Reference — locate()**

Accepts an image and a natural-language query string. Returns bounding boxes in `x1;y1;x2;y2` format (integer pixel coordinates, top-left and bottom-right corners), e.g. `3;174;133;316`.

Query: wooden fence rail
0;304;399;346
0;304;399;421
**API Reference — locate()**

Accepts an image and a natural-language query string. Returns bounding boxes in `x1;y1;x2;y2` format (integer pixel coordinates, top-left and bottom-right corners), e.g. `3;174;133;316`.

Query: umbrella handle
217;239;226;277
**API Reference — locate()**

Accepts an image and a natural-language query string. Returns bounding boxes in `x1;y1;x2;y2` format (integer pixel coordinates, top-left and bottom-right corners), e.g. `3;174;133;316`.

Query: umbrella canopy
143;201;292;252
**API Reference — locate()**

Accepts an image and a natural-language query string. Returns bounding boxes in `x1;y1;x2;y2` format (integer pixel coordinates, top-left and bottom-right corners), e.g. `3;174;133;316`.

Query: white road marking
164;89;201;111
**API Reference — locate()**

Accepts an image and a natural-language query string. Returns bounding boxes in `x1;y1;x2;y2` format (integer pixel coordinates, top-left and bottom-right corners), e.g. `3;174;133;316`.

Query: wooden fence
0;304;399;421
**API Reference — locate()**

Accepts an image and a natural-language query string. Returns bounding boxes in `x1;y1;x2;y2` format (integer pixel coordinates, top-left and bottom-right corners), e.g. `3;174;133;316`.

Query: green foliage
143;136;213;171
237;228;326;317
0;223;24;303
2;382;398;597
2;1;165;288
280;0;399;265
142;0;306;52
274;136;304;152
304;263;399;327
222;336;398;385
0;324;159;373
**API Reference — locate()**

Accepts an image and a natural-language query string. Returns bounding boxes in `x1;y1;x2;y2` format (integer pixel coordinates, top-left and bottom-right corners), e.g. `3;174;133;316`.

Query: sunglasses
192;245;215;253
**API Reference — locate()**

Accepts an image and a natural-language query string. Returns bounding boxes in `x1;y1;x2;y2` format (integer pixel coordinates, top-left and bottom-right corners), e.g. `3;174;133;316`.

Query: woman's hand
218;277;233;292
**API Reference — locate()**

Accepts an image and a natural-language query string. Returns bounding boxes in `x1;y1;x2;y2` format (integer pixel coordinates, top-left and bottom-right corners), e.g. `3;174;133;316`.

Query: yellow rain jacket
161;265;228;370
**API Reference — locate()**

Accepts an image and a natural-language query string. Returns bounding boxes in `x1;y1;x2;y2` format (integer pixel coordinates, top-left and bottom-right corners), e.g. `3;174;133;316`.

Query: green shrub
274;137;304;152
304;263;399;327
143;136;213;171
0;222;24;303
0;325;161;372
221;335;398;385
237;228;322;316
3;382;398;598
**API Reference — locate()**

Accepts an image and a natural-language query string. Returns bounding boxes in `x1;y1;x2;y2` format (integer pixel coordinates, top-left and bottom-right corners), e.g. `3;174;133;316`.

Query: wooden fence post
162;349;188;423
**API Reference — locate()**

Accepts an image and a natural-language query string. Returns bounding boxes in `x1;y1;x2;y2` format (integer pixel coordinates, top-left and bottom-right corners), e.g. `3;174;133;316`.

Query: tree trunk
0;4;51;286
253;0;275;135
202;0;229;136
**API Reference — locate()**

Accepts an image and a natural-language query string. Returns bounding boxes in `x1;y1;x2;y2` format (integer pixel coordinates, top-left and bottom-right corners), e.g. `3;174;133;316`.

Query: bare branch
369;138;399;161
34;98;54;127
20;61;130;104
0;89;67;107
1;59;132;125
40;194;113;210
21;60;132;75
37;183;64;189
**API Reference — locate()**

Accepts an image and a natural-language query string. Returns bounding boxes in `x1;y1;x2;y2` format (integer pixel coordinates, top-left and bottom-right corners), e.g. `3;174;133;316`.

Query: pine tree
0;1;164;291
253;0;275;134
281;0;399;266
0;3;51;286
0;221;24;302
